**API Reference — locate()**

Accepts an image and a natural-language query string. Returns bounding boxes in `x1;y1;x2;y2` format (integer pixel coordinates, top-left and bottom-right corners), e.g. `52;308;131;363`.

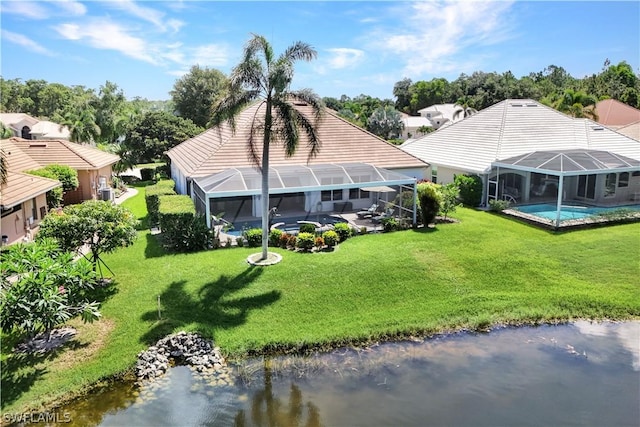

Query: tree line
1;59;637;166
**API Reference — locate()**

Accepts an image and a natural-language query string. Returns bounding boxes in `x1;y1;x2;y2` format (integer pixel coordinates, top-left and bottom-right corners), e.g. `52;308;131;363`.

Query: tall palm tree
211;34;324;261
452;96;478;121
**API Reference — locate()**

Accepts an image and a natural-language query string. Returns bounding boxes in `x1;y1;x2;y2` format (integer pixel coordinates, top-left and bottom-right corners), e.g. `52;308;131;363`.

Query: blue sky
1;1;638;101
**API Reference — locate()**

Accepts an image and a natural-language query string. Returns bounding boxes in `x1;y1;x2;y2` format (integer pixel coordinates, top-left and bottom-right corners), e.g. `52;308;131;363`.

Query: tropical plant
321;230;338;247
61;102;101;143
366;106;404;140
452;96;478;120
210;34;325;261
37;201;138;275
26;168;64;208
438;183;462;220
295;232;315;251
417;182;442;225
0;148;7;185
332;222;351;242
0;239;101;340
454;174;483;207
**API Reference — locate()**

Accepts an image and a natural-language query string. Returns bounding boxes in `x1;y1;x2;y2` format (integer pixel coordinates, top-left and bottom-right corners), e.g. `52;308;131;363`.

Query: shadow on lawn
140;266;280;344
144;233;166;259
1;338;89;408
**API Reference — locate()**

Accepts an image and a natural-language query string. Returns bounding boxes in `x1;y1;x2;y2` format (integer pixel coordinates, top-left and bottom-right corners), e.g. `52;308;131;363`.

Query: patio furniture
356;204;379;219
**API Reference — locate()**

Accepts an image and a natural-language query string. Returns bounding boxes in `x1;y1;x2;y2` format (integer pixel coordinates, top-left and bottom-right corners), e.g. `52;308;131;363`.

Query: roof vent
591;126;605;131
292;101;308;106
29;143;47;147
510;103;523;107
526;103;538;107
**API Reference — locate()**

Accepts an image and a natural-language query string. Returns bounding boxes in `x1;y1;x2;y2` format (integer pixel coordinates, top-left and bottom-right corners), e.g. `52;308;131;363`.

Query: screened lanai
192;162;418;227
489;150;640;227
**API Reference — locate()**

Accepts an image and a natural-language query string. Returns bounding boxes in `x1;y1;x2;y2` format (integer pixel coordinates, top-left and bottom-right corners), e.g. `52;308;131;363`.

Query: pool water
516;203;640;221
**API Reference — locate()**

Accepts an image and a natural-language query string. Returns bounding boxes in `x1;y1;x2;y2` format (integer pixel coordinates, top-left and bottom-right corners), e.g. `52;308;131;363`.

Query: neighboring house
167;101;428;225
401;99;640;212
8;137;120;203
400;113;433;140
1;139;61;245
0;113;71;140
616;122;640;141
417;104;457;129
595;99;640;129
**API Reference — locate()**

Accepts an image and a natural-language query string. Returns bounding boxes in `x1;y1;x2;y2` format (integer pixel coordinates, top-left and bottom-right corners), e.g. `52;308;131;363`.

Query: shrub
322;230;339;247
145;180;176;227
333;222;351;242
32;164;79;192
381;217;400;232
158;195;211;252
279;233;291;248
296;232;315;251
243;228;262;248
269;229;283;247
140;167;156;181
156;164;171;179
235;235;245;247
417;182;442;225
359;226;368;235
454;174;483;207
0;239;101;339
439;183;462;220
299;223;316;234
488;199;510;212
315;236;325;249
27;168;63;208
287;235;297;248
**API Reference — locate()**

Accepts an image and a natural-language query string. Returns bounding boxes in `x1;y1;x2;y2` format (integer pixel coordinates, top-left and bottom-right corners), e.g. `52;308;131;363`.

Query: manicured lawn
2;185;639;413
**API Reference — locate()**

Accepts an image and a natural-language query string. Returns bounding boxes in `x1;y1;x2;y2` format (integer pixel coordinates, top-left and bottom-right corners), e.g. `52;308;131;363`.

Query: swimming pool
515;203;640;222
223;214;348;236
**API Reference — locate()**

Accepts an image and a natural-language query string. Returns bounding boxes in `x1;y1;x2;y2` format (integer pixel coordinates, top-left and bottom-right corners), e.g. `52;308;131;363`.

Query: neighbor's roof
493;149;640;175
402;116;432;128
0;113;39;129
615;121;640;141
9;137;119;170
1;171;61;208
401;99;640;174
30;120;71;139
167;101;427;178
596;99;640;127
417;103;457;117
1;139;42;172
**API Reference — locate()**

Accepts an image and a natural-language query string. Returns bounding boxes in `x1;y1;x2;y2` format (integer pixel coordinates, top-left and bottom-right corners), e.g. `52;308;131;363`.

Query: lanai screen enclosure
192;162;418;226
489;150;640;227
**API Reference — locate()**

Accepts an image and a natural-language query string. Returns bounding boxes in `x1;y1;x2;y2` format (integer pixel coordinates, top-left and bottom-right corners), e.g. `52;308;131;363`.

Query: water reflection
57;321;639;427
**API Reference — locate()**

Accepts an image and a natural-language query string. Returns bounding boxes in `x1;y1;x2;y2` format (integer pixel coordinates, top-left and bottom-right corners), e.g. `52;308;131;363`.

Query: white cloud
47;0;86;16
102;0;184;33
1;29;56;56
0;1;50;19
368;0;515;77
56;19;158;64
190;44;229;67
326;48;365;69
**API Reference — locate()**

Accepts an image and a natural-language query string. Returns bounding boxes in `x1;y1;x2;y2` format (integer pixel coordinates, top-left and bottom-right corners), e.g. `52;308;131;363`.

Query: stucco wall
1;193;48;245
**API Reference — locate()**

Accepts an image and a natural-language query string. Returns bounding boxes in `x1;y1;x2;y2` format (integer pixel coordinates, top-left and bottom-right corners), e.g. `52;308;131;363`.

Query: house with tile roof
595;99;640;129
8;137;120;203
167;101;428;224
0;113;71;140
401;99;640;214
1;139;61;245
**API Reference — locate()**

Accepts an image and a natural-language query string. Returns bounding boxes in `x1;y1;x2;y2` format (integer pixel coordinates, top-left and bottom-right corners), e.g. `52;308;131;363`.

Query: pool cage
191;163;418;228
489;150;640;227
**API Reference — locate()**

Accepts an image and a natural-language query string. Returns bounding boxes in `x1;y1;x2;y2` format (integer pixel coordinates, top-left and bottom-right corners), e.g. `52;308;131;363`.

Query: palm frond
281;41;317;63
209;89;258;129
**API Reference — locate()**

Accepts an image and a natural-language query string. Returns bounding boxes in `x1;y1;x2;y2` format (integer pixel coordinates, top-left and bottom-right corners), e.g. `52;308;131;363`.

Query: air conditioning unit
100;188;112;201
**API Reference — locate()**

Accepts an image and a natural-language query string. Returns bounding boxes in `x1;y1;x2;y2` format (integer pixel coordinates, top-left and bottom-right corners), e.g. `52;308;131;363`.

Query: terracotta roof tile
9;138;119;169
1;171;60;208
596;99;640;127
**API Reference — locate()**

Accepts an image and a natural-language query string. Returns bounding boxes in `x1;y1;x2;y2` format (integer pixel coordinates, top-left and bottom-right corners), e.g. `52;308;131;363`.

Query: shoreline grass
2;183;639;414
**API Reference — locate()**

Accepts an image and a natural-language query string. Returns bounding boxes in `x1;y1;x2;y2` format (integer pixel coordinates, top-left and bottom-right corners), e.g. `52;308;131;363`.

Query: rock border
135;331;225;380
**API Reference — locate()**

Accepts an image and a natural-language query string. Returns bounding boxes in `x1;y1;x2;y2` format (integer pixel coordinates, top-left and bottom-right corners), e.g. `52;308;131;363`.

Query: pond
55;321;639;427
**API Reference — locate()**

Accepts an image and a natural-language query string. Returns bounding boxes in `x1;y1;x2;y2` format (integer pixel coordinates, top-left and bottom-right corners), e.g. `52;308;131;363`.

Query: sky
1;1;639;101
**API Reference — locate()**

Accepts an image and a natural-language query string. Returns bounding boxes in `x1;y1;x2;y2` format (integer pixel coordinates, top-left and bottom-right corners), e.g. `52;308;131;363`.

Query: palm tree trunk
261;100;273;260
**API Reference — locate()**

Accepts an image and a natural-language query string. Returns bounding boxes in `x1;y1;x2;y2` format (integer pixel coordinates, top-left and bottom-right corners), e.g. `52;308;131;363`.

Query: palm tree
211;34;324;261
452;96;478;121
61;103;101;144
554;89;598;120
0;149;7;185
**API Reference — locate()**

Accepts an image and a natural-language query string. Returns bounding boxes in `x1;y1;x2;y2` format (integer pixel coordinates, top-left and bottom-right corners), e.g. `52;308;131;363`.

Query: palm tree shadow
140;267;279;344
1;338;89;407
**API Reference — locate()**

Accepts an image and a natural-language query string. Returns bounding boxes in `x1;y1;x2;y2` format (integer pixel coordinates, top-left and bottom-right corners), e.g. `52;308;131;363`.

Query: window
349;188;369;199
31;199;38;220
618;172;629;188
604;173;616;197
577;174;596;199
321;189;342;201
431;166;438;184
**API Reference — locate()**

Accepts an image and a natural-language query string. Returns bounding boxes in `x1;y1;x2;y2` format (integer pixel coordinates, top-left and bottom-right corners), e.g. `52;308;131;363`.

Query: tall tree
552;89;598;119
92;81;127;144
170;65;227;128
211;34;324;261
393;77;413;113
366;106;404;139
452;96;478;120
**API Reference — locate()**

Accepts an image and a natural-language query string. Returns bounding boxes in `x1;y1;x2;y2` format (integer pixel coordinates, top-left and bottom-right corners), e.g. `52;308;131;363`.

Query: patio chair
356;204;379;219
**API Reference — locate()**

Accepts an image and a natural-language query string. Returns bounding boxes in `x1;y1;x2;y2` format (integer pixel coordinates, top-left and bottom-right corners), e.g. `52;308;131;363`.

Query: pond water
57;321;638;427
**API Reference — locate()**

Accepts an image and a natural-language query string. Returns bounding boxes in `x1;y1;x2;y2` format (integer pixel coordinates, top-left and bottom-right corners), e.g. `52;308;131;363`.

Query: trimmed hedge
140;168;156;181
158;195;211;252
145;180;176;227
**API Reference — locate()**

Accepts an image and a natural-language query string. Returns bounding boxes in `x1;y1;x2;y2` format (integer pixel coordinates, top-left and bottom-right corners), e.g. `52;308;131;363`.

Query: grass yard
2;183;639;413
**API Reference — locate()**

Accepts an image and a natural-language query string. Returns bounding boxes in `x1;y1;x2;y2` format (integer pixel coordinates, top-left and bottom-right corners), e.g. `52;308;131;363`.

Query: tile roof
596;99;640;127
1;139;61;208
615;121;640;141
9;138;119;170
167;101;427;178
401;99;640;174
0;113;39;129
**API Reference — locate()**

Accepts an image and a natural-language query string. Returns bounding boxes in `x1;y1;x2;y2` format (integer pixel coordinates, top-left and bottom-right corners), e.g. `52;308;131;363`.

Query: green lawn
2;184;639;413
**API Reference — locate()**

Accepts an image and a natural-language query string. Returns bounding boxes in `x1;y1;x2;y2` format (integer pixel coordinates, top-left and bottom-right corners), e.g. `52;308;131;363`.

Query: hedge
145;180;176;227
158;195;211;252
